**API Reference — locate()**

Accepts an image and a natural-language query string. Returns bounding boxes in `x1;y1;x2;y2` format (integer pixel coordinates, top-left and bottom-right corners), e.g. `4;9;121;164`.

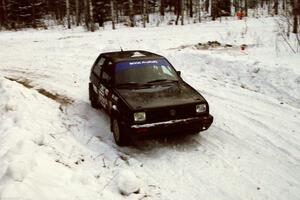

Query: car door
90;56;106;89
98;63;113;111
90;56;107;105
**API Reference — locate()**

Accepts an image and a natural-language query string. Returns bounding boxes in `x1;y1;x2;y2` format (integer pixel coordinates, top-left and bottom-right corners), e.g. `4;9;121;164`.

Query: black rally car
89;50;213;146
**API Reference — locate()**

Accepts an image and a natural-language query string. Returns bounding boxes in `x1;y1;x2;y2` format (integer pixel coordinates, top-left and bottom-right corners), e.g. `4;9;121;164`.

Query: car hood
116;82;206;110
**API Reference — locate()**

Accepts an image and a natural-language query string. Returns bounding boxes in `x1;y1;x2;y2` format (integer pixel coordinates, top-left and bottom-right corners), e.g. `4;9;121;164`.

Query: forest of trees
0;0;299;34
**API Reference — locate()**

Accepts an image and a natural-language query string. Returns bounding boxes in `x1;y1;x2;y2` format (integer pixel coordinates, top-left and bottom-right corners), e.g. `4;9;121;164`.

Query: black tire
112;118;130;146
89;83;99;109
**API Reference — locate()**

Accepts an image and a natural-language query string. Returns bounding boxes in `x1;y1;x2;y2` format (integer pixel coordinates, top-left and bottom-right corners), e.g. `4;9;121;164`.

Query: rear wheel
89;83;99;109
112;118;130;146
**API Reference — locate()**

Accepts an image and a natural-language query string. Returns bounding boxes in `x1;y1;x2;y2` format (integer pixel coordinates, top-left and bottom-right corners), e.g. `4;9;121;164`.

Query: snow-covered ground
0;17;300;200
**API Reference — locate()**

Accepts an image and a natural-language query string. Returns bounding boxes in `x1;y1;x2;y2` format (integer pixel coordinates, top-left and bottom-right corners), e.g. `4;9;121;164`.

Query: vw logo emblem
170;109;176;116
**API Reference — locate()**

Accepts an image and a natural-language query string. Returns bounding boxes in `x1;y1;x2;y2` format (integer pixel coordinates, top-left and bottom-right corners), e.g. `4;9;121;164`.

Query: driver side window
101;65;112;86
93;57;106;77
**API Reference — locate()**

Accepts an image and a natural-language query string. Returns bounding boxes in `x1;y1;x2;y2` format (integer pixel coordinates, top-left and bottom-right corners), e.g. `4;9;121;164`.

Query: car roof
100;50;164;63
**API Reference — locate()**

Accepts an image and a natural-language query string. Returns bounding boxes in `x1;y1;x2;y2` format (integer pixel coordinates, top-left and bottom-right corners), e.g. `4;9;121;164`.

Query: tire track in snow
204;86;300;162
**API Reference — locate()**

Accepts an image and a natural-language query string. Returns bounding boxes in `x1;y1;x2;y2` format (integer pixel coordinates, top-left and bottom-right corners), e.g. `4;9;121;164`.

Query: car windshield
115;58;179;86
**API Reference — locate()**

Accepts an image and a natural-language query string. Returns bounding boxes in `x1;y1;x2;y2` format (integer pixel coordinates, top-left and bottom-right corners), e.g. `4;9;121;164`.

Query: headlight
196;104;206;113
134;112;146;122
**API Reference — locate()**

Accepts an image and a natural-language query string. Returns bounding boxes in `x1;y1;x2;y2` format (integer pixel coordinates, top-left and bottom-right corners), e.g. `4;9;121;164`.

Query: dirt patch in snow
5;76;73;106
196;41;234;49
169;41;248;51
36;88;73;106
5;77;34;89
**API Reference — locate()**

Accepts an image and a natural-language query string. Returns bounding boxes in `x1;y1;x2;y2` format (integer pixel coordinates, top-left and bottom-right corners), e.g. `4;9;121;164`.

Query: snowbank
0;78;158;199
118;169;140;196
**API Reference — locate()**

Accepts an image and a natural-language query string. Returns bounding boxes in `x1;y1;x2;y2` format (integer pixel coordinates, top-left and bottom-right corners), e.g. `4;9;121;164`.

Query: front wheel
112;119;130;146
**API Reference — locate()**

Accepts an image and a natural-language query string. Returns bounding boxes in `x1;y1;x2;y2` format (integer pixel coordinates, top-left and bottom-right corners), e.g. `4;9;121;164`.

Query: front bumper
129;114;213;138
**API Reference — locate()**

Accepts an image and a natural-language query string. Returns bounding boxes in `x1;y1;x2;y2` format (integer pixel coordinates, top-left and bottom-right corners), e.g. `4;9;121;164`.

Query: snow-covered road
0;17;300;200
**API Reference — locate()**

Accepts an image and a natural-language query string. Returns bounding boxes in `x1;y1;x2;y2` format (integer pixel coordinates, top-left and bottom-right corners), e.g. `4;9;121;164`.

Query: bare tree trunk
274;0;279;15
84;0;89;30
211;0;217;20
146;0;149;23
197;0;201;22
89;0;95;31
175;0;180;25
66;0;71;29
75;0;80;26
245;0;248;16
181;0;184;25
267;0;271;15
293;0;298;34
160;0;165;16
143;0;146;27
205;0;209;12
111;0;115;29
31;0;37;28
286;0;291;38
189;0;193;18
0;0;6;27
293;15;298;34
129;0;134;27
234;0;238;13
116;7;119;23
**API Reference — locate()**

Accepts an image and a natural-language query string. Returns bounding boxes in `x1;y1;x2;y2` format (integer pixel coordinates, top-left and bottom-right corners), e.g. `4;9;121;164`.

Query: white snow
118;169;140;195
0;16;299;200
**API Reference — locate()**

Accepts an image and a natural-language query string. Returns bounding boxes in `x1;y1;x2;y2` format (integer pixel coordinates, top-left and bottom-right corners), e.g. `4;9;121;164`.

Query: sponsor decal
129;60;158;65
93;84;98;94
116;58;170;72
112;94;118;102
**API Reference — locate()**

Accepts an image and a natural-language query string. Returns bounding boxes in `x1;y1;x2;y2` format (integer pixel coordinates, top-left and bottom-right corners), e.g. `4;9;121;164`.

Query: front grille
146;104;196;123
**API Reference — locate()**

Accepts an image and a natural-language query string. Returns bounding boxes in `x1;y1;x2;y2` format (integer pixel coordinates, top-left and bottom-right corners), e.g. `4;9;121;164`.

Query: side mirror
177;71;181;76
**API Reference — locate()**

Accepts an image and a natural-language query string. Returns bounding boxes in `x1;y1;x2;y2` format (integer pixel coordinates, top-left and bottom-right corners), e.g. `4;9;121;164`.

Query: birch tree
197;0;201;22
88;0;94;31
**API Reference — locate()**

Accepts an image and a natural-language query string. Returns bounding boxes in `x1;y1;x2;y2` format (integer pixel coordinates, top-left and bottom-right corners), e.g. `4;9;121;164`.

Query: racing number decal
97;84;116;113
98;84;108;108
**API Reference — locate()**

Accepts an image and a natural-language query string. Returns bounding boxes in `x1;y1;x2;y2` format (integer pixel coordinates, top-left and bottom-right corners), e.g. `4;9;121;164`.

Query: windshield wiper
147;79;178;84
116;82;148;88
